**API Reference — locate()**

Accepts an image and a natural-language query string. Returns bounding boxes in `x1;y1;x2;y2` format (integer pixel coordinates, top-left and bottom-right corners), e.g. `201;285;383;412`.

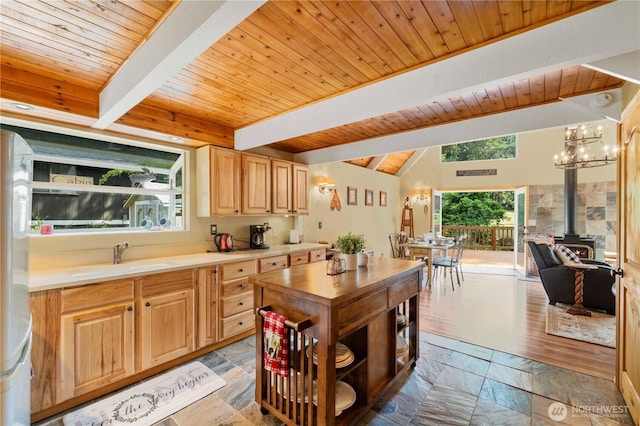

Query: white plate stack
396;335;409;363
312;380;357;416
308;341;355;369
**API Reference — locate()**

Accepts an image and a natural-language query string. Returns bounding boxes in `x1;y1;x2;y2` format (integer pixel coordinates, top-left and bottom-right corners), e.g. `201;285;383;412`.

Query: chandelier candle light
554;123;618;169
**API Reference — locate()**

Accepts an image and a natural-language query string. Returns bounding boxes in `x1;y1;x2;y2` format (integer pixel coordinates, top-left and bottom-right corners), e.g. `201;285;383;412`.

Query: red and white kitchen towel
263;311;289;377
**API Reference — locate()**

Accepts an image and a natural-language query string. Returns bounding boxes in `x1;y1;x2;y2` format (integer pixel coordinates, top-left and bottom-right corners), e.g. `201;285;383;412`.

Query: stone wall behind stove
527;180;616;260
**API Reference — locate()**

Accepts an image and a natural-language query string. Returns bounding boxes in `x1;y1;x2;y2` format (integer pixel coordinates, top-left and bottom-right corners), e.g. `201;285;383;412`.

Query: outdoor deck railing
442;225;524;251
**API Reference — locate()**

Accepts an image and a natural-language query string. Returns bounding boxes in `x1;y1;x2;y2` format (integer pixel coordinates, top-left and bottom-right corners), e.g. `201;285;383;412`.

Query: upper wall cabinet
196;147;241;216
242;153;272;215
271;160;309;215
292;163;309;215
197;146;308;217
271;160;292;214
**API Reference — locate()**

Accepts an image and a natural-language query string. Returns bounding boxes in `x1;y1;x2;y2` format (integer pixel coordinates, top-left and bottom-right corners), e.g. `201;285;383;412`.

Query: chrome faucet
113;242;130;264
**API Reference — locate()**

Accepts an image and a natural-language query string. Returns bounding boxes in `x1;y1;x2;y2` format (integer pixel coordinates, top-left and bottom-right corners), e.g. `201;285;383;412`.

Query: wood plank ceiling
0;0;628;175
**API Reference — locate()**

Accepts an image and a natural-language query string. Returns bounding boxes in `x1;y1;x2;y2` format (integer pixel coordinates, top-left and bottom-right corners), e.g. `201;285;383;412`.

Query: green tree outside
441;135;516;162
442;192;507;226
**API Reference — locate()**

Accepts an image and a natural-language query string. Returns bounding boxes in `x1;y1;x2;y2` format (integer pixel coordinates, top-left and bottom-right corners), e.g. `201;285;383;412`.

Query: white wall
304;161;400;258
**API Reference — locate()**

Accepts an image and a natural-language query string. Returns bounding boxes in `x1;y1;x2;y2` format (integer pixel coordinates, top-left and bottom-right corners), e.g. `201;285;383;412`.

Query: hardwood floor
419;269;616;381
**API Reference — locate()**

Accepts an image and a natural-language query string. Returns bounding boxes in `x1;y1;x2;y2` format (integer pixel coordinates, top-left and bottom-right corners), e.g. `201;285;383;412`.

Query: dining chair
432;235;466;290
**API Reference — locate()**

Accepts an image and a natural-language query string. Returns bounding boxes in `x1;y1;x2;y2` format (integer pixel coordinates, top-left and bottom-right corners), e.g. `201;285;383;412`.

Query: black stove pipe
564;168;579;238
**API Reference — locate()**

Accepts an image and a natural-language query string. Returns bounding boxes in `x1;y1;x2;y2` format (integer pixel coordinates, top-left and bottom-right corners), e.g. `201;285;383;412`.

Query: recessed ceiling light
11;103;34;110
168;136;183;142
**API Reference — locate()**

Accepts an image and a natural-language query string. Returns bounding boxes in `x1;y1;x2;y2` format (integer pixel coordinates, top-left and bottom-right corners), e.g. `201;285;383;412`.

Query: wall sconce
410;189;430;203
410;189;430;214
317;176;336;194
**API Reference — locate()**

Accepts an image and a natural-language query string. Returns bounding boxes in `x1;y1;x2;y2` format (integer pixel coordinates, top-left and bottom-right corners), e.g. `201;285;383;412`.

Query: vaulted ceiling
1;1;638;175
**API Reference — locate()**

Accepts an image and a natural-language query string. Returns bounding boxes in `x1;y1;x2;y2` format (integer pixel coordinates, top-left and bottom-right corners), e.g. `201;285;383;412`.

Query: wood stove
555;168;596;259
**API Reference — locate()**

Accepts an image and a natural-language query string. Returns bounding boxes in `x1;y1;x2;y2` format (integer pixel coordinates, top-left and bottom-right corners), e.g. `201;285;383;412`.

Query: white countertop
28;243;328;292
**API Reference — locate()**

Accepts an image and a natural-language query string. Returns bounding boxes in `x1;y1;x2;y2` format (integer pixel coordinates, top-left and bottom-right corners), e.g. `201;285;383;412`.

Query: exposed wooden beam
237;1;640;150
584;51;640;86
367;155;387;171
93;0;266;130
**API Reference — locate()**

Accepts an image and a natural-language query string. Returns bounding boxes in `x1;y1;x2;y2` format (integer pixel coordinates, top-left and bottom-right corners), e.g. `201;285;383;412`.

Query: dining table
399;240;455;288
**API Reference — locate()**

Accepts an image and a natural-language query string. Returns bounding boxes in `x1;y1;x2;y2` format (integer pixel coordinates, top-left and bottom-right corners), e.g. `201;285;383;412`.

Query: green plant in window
31;212;47;231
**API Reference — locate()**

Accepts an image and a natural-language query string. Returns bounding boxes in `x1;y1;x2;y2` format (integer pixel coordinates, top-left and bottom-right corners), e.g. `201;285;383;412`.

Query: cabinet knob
127;306;133;311
239;268;243;272
239;321;243;326
272;262;276;266
145;302;151;307
239;302;244;306
266;210;270;213
239;284;245;289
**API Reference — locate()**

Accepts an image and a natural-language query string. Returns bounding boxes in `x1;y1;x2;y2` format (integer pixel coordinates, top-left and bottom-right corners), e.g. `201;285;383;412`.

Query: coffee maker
250;224;270;249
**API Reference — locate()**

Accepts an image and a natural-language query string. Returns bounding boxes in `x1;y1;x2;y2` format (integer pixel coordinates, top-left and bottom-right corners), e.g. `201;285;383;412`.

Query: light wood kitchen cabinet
139;269;196;370
271;159;293;214
292;163;309;214
290;248;326;266
309;248;326;263
241;153;271;215
197;266;218;349
219;260;256;340
258;255;288;273
289;251;309;266
271;160;309;215
58;279;135;403
196;146;241;216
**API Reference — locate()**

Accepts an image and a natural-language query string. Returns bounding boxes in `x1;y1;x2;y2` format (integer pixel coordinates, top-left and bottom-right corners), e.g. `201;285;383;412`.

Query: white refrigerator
0;130;33;425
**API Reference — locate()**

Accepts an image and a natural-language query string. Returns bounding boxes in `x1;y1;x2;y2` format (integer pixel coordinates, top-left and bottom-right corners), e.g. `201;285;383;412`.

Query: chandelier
554;123;617;169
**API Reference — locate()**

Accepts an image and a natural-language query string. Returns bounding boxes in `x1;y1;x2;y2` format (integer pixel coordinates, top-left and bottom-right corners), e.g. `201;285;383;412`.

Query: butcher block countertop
251;256;424;305
27;243;327;292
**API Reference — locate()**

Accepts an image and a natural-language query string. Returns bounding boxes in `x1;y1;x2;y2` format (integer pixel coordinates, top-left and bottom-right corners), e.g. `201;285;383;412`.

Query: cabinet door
242;153;271;214
271;159;293;214
212;148;241;216
59;302;134;402
197;267;217;349
140;289;195;370
292;163;309;215
197;146;240;216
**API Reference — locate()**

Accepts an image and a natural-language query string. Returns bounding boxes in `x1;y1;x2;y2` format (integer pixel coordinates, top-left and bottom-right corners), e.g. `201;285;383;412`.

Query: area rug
63;361;226;425
545;304;615;348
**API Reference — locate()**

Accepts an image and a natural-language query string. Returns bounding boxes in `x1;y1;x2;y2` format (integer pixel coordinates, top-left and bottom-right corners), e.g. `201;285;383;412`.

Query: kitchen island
251;256;423;426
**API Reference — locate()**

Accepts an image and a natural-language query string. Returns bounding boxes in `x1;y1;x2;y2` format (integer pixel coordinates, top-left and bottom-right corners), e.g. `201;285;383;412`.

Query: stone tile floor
38;331;633;426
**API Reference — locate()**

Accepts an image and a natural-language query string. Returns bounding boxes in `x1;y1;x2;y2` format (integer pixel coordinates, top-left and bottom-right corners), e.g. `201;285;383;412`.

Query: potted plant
335;232;366;270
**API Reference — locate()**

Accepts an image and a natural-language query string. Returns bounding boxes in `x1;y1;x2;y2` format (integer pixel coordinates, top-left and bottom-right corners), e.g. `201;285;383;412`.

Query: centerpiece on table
335;232;367;270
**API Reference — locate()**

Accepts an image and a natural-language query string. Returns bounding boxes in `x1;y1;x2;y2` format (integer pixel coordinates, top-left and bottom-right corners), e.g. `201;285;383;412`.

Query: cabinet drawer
259;255;288;273
61;279;134;313
388;275;419;307
339;289;387;336
289;252;309;266
220;260;256;281
141;269;195;297
220;310;254;339
221;277;253;297
221;292;253;317
309;248;326;263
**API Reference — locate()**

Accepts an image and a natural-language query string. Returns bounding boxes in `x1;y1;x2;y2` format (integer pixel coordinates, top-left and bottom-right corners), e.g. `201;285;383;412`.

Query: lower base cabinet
58;279;135;403
139;270;196;370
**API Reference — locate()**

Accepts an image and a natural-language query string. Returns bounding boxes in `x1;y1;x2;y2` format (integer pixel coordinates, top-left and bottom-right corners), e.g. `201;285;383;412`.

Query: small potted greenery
335;232;366;270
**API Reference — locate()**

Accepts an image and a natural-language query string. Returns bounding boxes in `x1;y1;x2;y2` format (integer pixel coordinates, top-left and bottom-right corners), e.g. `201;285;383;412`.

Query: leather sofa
527;241;616;315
